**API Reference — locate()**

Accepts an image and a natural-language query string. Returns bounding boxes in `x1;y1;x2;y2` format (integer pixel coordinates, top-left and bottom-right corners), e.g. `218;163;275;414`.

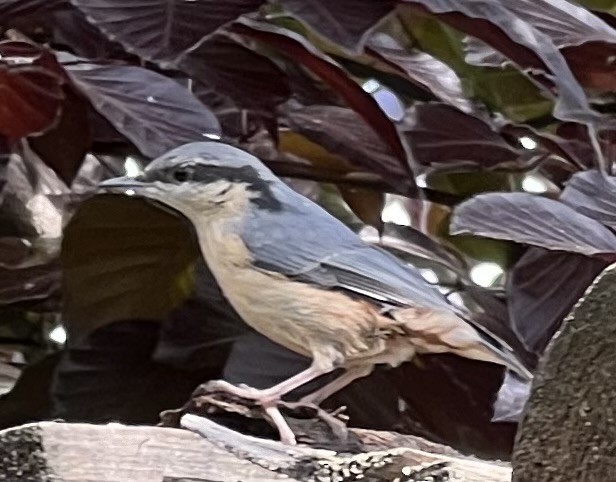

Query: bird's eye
172;166;193;182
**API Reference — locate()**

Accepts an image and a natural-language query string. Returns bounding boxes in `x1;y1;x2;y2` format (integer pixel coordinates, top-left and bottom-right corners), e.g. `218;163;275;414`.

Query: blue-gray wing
241;183;453;313
241;183;533;378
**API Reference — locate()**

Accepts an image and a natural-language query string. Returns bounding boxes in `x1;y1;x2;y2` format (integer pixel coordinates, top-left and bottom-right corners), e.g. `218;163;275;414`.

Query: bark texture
513;263;616;481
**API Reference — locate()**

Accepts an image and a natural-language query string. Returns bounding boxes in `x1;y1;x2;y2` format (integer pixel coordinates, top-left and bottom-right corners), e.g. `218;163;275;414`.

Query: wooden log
0;419;511;482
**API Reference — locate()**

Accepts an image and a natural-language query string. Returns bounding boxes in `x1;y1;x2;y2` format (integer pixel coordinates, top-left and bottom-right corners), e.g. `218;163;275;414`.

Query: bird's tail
391;306;532;381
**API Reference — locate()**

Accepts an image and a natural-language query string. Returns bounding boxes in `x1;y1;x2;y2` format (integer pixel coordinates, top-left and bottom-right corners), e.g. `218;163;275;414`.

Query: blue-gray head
100;142;282;216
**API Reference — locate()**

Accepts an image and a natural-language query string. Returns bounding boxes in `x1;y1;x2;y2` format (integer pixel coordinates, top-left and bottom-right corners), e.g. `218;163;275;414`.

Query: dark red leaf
0;0;70;30
71;0;264;64
0;40;68;79
29;86;91;186
0;137;9;200
499;122;593;172
278;0;395;53
401;103;523;170
0;66;64;139
554;122;613;170
451;192;616;257
563;41;616;92
178;34;289;136
67;65;221;158
232;19;412;179
367;33;471;112
284;63;345;107
507;248;606;353
465;35;616;93
286;105;408;180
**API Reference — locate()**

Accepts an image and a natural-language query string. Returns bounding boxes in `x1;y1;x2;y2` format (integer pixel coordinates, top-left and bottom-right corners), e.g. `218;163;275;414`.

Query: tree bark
513;263;616;481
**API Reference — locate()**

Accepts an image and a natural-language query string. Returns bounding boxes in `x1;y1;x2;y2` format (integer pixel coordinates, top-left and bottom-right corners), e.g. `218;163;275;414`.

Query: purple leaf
502;0;616;48
0;261;61;306
286;105;407;179
507;248;606;353
401;103;524;170
362;222;467;273
51;7;130;60
232;18;412;177
278;0;395;53
67;65;221;158
367;33;471;112
70;0;264;64
451;192;616;257
178;34;289;136
561;170;616;230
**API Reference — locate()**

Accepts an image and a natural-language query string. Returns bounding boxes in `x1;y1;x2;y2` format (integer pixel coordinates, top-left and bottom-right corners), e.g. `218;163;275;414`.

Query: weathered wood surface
0;418;511;482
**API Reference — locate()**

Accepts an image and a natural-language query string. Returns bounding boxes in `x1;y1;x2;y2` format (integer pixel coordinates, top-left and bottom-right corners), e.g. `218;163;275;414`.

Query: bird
99;142;532;445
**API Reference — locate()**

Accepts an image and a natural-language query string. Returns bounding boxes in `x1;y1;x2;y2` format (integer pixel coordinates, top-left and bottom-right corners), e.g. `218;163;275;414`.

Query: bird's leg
205;363;335;444
278;366;374;442
299;365;374;405
208;363;334;404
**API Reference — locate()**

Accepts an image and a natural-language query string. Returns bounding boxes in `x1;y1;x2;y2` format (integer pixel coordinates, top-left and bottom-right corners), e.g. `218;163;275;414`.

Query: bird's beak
99;175;148;190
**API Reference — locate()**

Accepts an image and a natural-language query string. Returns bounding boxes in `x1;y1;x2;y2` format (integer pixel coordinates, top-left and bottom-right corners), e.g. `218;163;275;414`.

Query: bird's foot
202;379;298;445
280;401;349;442
263;404;297;445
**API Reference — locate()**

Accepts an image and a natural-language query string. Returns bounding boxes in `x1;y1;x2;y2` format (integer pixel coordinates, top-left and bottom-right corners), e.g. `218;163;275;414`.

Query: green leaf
399;11;553;122
573;0;616;16
62;194;198;341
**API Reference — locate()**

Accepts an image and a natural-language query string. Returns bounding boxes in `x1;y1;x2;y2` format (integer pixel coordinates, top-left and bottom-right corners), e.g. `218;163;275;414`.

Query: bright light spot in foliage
26;194;62;238
420;268;439;284
125;189;136;196
519;136;538;150
203;132;221;140
522;174;548;193
470;262;504;287
49;326;67;344
416;173;427;188
373;88;405;121
381;198;411;226
447;291;466;309
124;156;143;177
362;79;404;121
362;78;380;93
147;95;157;103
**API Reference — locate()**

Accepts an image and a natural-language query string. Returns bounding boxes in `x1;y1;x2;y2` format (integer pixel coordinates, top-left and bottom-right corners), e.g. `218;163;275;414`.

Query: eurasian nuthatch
100;142;531;445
